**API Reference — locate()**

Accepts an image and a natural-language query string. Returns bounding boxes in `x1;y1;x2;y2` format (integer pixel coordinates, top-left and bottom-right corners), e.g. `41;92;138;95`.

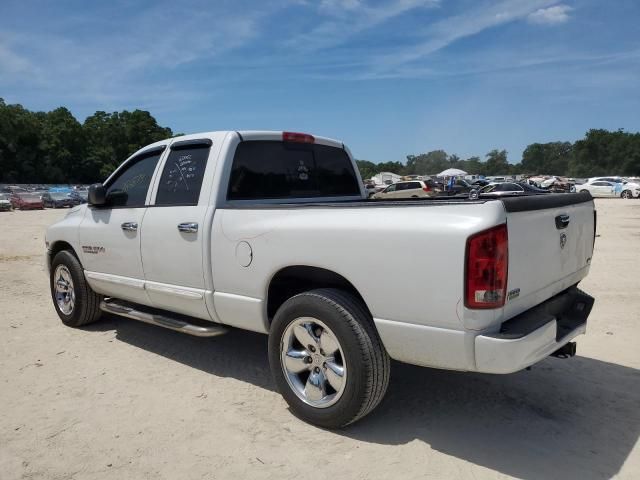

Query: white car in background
578;180;620;198
579;179;640;198
620;179;640;199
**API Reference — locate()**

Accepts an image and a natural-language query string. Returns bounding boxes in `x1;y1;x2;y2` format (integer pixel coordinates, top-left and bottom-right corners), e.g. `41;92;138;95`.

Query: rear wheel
269;288;390;428
580;189;589;194
50;250;103;327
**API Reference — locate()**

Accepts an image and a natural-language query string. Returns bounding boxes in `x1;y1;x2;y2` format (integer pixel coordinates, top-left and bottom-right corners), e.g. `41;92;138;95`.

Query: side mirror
88;183;107;206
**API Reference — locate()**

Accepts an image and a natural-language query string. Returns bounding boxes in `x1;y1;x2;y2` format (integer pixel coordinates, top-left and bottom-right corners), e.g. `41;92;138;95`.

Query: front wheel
268;288;390;428
50;250;103;327
621;190;632;199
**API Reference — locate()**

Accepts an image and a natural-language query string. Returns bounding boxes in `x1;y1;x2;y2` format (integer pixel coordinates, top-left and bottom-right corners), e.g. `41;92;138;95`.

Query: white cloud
370;0;556;72
285;0;440;52
527;4;573;25
0;1;283;110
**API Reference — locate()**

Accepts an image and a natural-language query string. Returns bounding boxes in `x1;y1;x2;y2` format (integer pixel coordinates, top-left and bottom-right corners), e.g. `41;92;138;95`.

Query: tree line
1;98;639;184
0;99;173;184
358;129;640;180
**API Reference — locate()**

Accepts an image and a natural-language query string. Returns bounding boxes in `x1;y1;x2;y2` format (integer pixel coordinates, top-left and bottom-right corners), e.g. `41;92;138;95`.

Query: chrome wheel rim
280;317;347;408
54;265;75;315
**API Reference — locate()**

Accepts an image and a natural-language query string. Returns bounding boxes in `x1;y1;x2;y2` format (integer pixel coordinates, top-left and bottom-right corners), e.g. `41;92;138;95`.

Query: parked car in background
10;192;45;210
578;180;620;198
475;182;550;198
363;183;379;198
4;185;28;194
588;177;622;184
68;189;89;204
372;179;437;199
471;179;490;187
0;193;12;211
442;178;475;196
42;192;77;208
620;179;640;199
540;176;574;193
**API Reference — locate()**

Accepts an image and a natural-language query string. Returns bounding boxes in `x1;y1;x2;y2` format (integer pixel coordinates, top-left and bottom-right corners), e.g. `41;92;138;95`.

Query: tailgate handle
555;214;570;230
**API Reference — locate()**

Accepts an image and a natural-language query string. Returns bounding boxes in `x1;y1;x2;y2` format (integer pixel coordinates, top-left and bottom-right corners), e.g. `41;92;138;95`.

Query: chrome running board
100;299;228;337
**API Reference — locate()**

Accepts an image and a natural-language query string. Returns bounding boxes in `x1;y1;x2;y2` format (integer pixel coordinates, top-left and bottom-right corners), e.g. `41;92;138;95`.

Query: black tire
50;250;103;327
268;288;390;428
621;190;632;199
580;189;589;194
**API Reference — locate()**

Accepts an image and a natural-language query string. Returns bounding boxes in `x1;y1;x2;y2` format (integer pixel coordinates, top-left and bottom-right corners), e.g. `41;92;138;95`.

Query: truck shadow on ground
93;315;640;480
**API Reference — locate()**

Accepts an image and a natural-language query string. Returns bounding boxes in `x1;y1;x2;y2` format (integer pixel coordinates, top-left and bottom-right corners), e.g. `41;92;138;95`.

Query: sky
1;0;639;163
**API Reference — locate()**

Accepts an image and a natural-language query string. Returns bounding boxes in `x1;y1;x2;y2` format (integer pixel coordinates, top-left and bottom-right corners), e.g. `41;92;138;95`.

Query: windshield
50;193;69;200
0;194;9;201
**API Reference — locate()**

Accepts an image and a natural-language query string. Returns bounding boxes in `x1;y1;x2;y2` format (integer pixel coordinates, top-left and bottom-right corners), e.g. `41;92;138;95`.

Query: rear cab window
227;141;360;201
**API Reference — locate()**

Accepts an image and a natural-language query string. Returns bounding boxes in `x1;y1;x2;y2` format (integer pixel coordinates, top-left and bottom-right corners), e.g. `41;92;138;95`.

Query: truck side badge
507;288;520;301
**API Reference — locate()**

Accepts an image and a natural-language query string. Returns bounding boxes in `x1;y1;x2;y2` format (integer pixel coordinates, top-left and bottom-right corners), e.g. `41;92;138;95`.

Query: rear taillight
283;132;315;144
465;224;508;309
422;185;431;192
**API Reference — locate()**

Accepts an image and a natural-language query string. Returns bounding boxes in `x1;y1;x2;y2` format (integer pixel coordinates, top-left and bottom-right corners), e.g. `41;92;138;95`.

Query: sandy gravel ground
1;199;639;480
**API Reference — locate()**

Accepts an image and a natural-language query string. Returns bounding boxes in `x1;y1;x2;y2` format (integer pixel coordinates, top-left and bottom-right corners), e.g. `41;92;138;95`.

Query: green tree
570;129;640;177
41;107;86;183
484;149;510;176
0;99;46;182
405;150;448;175
521;142;572;174
355;160;378;180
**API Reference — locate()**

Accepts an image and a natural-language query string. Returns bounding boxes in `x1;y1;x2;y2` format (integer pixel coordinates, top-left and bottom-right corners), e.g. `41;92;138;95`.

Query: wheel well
267;266;368;320
48;241;78;269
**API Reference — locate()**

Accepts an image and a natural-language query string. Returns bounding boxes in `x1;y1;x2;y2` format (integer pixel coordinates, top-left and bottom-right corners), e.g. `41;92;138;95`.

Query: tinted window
155;146;210;206
395;183;409;191
501;183;522;191
227;141;360;200
106;152;161;208
407;182;421;189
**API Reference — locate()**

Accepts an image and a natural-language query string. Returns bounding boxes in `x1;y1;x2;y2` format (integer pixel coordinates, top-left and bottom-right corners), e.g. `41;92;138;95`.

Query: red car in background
10;192;45;210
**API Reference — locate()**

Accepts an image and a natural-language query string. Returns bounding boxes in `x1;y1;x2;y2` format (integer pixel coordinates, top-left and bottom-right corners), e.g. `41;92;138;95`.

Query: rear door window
155;143;211;206
227;141;360;200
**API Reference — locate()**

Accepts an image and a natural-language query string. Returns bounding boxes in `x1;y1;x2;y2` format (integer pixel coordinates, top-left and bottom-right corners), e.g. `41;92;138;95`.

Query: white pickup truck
46;131;596;428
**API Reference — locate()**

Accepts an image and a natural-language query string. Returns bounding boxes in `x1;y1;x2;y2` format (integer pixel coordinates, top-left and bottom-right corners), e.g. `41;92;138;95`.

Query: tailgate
501;193;595;320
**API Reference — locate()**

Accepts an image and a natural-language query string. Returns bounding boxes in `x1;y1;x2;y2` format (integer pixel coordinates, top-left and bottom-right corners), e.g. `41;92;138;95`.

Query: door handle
121;222;138;232
177;222;198;233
